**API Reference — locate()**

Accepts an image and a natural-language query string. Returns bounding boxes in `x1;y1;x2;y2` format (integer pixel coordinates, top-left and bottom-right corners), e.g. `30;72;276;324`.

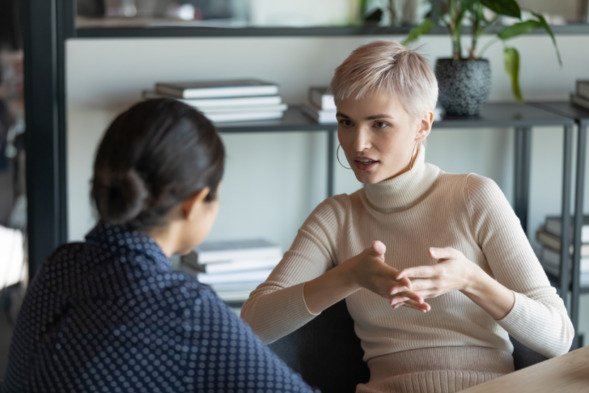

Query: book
544;215;589;242
205;110;286;123
142;90;283;108
535;228;589;256
308;86;336;111
542;263;589;286
202;103;287;114
197;269;272;285
203;255;281;274
569;92;589;110
195;238;282;264
155;79;279;99
212;288;256;302
576;80;589;99
301;103;337;124
541;247;589;272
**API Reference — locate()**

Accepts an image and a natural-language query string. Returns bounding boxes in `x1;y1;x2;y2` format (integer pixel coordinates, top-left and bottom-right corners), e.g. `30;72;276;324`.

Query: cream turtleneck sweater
241;147;573;393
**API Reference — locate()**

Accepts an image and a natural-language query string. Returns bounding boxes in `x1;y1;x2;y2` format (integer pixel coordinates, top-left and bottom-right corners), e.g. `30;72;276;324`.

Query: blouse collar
85;221;170;270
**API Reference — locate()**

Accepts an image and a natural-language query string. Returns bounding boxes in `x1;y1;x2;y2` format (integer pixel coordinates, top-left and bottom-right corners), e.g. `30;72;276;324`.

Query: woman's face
336;92;432;184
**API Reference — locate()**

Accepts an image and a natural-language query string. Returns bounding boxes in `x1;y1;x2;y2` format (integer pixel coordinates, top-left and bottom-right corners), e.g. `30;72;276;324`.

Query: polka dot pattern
4;222;316;393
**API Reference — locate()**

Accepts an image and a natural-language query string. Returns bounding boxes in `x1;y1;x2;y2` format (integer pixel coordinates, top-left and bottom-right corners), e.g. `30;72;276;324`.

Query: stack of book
569;80;589;110
143;79;287;123
536;215;589;286
301;86;337;124
180;238;283;302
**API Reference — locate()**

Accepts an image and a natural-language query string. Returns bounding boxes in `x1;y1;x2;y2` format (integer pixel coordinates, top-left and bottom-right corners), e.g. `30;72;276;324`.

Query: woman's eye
337;119;353;127
373;121;390;129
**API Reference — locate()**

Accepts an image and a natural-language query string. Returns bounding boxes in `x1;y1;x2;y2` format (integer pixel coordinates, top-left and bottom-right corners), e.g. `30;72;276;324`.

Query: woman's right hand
348;241;429;312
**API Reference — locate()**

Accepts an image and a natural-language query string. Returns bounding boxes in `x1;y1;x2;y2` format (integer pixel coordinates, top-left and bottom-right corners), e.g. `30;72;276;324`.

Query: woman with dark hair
3;99;315;393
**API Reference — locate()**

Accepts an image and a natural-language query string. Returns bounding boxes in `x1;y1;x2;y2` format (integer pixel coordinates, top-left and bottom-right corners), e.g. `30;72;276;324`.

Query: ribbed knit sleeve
464;174;574;357
241;196;348;344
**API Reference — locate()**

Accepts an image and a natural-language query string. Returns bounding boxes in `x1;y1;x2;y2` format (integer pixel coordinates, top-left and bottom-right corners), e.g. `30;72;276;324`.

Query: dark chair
511;337;548;370
269;300;369;393
269;300;548;393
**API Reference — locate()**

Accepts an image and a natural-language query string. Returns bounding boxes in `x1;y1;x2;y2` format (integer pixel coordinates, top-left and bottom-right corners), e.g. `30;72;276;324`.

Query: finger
398;265;437;279
393;299;431;312
396;276;412;288
390;290;424;305
389;285;410;296
429;246;459;261
369;240;386;256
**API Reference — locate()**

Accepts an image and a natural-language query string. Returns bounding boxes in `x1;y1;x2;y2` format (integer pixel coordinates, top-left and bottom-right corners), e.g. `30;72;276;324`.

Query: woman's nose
352;128;371;152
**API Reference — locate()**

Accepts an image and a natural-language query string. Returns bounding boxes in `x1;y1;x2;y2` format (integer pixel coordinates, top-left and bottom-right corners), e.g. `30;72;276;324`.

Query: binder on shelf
154;79;280;99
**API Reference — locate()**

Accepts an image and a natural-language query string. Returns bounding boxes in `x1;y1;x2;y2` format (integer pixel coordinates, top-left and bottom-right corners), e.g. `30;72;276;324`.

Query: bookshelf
530;101;589;344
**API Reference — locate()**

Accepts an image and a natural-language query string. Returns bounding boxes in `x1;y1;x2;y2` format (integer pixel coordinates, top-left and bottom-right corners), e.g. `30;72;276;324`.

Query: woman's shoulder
308;193;354;218
437;170;501;195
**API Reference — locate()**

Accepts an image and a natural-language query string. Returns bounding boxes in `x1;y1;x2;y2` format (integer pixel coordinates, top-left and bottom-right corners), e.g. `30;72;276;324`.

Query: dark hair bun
91;99;224;231
92;169;149;225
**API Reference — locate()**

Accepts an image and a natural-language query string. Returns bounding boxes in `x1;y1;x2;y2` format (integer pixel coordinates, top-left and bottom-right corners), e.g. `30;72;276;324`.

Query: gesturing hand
351;241;428;312
393;247;477;306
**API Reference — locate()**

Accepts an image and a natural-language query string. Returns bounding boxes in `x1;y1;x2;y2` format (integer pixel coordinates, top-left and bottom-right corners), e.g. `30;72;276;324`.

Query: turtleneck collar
362;144;440;212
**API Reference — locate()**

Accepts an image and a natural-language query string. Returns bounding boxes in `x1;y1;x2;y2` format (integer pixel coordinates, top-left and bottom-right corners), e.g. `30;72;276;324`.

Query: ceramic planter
435;58;491;117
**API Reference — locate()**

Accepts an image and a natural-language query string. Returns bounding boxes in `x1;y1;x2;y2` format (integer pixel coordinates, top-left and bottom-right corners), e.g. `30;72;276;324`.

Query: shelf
75;23;416;38
216;106;334;133
73;19;589;39
529;101;589;126
213;103;575;134
437;103;574;128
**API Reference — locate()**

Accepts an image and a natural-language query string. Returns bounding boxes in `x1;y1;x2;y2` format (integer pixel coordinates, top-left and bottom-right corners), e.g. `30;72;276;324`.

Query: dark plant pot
435;58;491;117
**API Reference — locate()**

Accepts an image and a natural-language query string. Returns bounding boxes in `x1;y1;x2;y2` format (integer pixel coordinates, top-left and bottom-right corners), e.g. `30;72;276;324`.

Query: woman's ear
182;187;210;221
416;111;434;142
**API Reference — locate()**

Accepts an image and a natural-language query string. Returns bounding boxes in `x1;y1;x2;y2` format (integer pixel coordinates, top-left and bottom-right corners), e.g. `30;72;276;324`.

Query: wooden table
460;345;589;392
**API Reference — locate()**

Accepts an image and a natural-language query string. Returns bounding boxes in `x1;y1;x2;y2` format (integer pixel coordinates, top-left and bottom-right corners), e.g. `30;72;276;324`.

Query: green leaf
504;47;522;102
480;0;521;18
532;11;562;66
402;19;434;46
497;20;541;40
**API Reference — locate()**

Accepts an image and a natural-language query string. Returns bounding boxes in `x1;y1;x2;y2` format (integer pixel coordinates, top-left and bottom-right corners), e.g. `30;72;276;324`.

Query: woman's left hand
390;247;479;307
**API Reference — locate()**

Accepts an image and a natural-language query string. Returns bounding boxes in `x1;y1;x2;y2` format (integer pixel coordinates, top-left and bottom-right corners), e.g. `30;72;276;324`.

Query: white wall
66;34;589;337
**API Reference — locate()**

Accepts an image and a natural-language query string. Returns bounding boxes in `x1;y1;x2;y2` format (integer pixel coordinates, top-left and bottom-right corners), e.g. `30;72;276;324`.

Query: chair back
269;300;369;393
511;337;549;369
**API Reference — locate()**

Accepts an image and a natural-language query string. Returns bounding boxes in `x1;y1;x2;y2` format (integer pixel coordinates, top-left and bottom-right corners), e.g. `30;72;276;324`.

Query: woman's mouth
354;158;379;171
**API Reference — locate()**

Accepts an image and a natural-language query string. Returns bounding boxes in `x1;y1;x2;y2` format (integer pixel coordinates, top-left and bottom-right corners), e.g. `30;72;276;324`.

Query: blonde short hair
330;40;438;118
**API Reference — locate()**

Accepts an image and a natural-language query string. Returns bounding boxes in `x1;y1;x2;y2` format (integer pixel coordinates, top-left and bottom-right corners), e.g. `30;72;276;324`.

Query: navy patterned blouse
3;223;315;393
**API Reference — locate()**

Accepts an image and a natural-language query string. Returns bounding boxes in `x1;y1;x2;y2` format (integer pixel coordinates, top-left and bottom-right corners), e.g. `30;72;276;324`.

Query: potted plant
401;0;561;117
